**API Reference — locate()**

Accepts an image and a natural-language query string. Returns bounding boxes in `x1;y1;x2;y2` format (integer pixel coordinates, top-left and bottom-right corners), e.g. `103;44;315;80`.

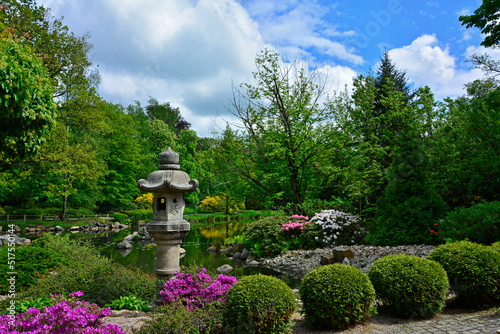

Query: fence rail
0;214;112;222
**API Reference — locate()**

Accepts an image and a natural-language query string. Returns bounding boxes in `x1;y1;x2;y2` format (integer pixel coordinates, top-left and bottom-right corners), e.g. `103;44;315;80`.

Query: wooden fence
0;214;112;222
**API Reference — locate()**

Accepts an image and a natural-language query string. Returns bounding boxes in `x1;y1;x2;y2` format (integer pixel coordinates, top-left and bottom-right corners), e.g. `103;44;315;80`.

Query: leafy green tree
459;0;500;47
145;97;190;134
227;49;337;212
368;87;446;245
0;33;56;158
97;103;143;211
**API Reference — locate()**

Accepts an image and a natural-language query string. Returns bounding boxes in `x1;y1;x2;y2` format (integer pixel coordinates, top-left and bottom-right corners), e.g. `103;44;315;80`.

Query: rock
320;253;336;266
117;239;133;249
70;226;80;231
138;227;149;237
102;310;151;334
207;245;217;253
38;226;46;231
179;247;186;258
247;260;259;266
342;257;351;265
246;252;257;264
332;247;354;263
241;248;250;260
233;252;242;260
216;264;234;274
53;226;63;232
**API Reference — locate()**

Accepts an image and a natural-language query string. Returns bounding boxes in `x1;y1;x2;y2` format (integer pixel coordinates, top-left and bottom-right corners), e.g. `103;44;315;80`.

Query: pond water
67;218;300;287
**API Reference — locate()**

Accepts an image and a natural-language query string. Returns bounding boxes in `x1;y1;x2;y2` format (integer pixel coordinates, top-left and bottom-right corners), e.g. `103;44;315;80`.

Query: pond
67;218;300;287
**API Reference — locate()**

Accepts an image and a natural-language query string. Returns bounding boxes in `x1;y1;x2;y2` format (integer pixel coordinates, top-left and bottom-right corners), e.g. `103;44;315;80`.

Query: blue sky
38;0;498;135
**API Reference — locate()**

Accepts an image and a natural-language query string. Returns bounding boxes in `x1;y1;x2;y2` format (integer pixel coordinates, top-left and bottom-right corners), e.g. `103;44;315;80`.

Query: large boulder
117;239;133;249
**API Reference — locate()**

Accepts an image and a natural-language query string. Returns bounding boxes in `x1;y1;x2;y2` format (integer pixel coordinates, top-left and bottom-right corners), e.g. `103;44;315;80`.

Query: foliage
199;193;245;213
299;264;375;330
0;241;75;293
0;291;124;334
13;297;53;314
20;234;155;306
310;209;364;246
113;212;130;225
439;201;500;245
106;295;150;312
125;209;153;223
243;216;289;258
459;0;500;47
368;255;449;318
139;301;224;334
160;269;237;310
427;241;500;307
226;48;338;212
223;274;296;334
491;241;500;253
134;193;153;209
145;97;191;134
0;34;57;158
280;214;318;251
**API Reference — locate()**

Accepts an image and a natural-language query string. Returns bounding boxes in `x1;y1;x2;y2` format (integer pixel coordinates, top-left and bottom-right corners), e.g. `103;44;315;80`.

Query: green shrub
243;216;289;257
368;255;449;318
439;201;500;245
140;301;224;334
125;209;153;223
491;241;500;253
223;274;296;334
300;264;375;330
0;241;75;293
113;212;130;224
106;295;150;312
427;241;500;307
19;234;155;306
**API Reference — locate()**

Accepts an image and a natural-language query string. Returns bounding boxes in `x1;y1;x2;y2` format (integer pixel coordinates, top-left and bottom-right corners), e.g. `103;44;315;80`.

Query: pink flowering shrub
281;214;310;237
160;269;237;310
0;292;124;334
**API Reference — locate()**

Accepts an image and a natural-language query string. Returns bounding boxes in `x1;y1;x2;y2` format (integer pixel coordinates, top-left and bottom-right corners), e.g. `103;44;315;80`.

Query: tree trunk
61;195;68;221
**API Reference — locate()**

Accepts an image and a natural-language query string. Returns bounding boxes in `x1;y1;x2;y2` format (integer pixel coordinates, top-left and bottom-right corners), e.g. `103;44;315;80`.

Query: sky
38;0;499;136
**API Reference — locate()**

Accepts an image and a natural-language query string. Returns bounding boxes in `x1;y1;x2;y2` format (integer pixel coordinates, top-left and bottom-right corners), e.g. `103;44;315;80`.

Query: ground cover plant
427;240;500;307
369;254;449;318
309;209;365;246
0;291;124;334
300;264;376;330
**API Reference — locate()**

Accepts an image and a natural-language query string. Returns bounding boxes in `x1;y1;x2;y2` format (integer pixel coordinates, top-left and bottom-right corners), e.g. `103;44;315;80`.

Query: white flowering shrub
310;210;365;246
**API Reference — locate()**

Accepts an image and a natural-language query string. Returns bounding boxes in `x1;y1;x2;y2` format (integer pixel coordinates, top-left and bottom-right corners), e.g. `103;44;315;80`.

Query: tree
368;87;446;245
0;33;56;158
459;0;500;47
0;0;100;97
227;49;337;212
145;97;191;134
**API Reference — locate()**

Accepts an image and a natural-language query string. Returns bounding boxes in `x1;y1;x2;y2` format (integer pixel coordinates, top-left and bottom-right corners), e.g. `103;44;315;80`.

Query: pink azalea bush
281;214;310;238
0;292;124;334
160;269;237;310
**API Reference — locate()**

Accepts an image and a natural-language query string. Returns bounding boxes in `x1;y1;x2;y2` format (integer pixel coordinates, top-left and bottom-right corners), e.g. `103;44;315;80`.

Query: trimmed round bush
368;254;449;318
427;241;500;307
491;241;500;253
299;264;375;330
223;274;296;334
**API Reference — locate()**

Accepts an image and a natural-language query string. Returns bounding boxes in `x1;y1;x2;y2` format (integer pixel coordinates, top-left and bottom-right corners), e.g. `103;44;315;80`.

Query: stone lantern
137;148;198;300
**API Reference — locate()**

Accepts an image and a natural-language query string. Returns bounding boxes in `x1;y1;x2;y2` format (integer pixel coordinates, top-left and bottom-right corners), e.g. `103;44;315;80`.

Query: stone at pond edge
241;248;250;260
117;240;133;249
233;252;242;260
217;264;234;274
207;245;217;253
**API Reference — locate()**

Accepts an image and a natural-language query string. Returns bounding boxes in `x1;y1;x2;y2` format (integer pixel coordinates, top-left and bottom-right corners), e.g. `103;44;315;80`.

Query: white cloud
388;34;487;99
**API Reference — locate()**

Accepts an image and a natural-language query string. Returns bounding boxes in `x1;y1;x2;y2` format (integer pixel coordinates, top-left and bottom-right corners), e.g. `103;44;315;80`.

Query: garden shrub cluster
368;255;449;318
243;215;318;258
112;212;130;224
300;264;375;330
0;242;75;293
0;292;124;334
199;193;245;213
310;209;365;246
427;240;500;307
438;200;500;245
223;274;296;334
18;234;155;307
